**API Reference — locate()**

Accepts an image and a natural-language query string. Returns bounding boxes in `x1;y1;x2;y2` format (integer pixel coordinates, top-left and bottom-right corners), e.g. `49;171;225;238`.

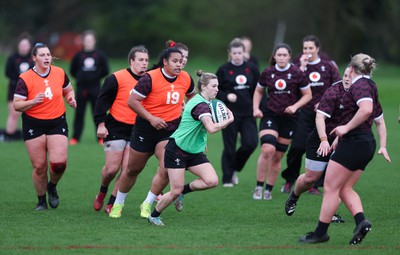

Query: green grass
0;56;399;254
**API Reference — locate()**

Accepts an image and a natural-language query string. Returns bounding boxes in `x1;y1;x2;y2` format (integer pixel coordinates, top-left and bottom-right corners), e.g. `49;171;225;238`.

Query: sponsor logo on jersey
275;79;287;90
309;72;321;82
235;75;247;85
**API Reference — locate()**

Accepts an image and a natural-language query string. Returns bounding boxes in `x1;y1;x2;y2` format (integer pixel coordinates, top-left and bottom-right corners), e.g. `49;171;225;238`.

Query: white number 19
166;91;180;104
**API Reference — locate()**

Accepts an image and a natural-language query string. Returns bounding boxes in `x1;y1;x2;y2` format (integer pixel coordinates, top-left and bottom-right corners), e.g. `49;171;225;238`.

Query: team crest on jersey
19;62;30;73
275;79;287;90
309;72;321;82
83;57;95;70
235;75;247;85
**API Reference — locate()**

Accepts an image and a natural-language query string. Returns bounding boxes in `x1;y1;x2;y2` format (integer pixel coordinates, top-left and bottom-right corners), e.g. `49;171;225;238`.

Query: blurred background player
3;32;34;142
252;43;311;200
92;45;149;214
174;42;189;69
241;36;259;68
216;38;259;187
13;43;77;211
280;35;340;195
69;30;109;145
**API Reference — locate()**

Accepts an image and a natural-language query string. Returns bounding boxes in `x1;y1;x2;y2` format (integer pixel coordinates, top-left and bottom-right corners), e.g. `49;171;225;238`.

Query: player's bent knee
50;162;67;174
205;178;219;188
125;165;143;177
303;177;316;185
170;186;184;197
103;167;118;179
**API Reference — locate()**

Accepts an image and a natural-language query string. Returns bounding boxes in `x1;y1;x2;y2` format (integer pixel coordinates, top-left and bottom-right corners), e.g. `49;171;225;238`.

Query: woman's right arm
375;115;391;162
253;85;264;118
14;93;45;112
127;92;167;130
201;109;234;134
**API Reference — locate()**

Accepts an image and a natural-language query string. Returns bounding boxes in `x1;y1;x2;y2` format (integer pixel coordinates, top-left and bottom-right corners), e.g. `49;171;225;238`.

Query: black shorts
330;133;376;171
290;109;316;149
22;113;68;141
164;139;209;169
130;120;174;153
259;111;297;139
305;129;334;162
104;114;134;142
305;129;334;171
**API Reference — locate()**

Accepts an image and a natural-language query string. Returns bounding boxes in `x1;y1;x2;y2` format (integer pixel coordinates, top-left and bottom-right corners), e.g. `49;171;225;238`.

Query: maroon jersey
338;76;382;135
299;58;341;110
316;81;348;139
259;64;309;116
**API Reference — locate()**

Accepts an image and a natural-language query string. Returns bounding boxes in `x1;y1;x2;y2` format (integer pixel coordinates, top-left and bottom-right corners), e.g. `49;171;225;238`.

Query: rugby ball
210;100;229;123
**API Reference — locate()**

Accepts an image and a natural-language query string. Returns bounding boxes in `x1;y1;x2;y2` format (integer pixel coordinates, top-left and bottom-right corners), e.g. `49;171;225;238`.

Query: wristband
320;137;328;142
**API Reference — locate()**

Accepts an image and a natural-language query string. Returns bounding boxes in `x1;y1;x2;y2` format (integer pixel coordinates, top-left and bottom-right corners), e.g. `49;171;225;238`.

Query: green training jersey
171;94;211;154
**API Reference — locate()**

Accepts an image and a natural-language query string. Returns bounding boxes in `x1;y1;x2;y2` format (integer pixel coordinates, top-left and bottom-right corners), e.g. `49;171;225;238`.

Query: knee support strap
50;162;67;174
260;134;277;146
276;142;289;152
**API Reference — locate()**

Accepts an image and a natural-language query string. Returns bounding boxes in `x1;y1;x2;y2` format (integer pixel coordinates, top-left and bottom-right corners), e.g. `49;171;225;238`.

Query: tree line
1;0;399;64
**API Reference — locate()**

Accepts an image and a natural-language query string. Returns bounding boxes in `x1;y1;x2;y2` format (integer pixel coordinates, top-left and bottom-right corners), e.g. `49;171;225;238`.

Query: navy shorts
330;133;376;171
164;139;209;169
22;113;68;141
259;111;297;139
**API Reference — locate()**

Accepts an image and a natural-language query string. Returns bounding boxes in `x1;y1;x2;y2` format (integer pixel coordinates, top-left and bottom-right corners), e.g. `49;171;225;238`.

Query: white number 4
44;87;53;100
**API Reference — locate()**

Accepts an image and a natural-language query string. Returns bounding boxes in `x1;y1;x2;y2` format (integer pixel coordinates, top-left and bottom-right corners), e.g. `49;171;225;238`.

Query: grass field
0;56;399;255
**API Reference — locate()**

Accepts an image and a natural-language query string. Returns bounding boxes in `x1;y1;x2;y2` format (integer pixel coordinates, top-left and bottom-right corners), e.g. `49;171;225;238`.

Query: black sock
314;221;330;237
100;185;108;194
47;182;57;192
182;183;192;195
354;212;365;225
38;195;46;204
151;208;161;218
291;191;299;200
265;184;274;192
256;181;264;187
107;195;116;205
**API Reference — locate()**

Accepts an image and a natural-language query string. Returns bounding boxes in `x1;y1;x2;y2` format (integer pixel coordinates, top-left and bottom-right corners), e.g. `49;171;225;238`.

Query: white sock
115;191;128;205
144;191;157;205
